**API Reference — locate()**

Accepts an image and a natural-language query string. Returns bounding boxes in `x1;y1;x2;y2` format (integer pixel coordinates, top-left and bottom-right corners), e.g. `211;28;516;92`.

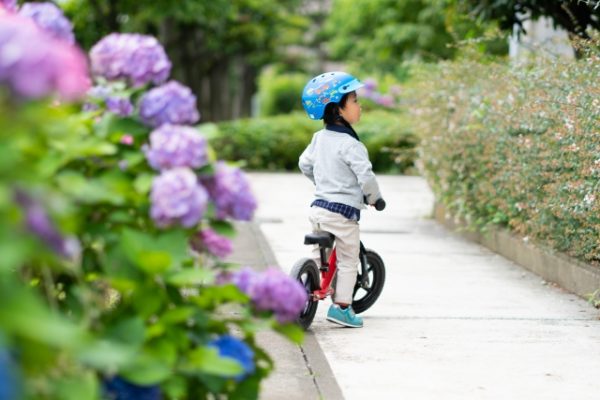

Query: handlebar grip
374;198;386;211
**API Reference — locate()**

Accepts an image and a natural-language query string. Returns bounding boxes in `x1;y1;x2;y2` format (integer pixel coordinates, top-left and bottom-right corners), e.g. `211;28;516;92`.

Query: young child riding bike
299;71;385;328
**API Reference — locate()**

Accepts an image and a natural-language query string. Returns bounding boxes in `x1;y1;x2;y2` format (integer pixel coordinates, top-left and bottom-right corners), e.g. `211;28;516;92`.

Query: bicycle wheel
352;249;385;314
290;258;320;330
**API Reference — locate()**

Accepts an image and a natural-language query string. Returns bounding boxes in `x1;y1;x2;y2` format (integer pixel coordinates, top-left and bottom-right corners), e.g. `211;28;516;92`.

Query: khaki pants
309;206;360;305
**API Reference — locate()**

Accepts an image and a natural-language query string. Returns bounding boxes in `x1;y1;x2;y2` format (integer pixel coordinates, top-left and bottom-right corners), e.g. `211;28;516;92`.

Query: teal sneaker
326;304;363;328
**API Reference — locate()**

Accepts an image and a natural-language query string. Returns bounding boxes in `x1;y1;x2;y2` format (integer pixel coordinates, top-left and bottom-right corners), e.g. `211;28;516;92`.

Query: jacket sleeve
298;135;316;184
343;141;382;204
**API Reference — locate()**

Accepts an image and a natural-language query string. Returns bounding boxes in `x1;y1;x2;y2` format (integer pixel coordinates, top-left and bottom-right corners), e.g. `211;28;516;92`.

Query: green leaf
55;371;99;400
166;268;214;286
120;228;189;274
181;347;244;377
273;322;304;344
78;339;136;370
134;173;154;195
56;171;125;205
208;220;236;238
159;306;195;325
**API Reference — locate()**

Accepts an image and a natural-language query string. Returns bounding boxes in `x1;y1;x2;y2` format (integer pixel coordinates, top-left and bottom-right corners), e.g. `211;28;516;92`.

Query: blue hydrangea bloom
138;81;200;128
0;349;21;400
144;124;208;171
102;376;161;400
18;2;75;44
208;335;255;380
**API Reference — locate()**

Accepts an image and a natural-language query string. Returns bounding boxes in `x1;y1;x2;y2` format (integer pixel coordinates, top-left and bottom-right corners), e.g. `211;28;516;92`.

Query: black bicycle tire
290;258;320;330
352;249;385;314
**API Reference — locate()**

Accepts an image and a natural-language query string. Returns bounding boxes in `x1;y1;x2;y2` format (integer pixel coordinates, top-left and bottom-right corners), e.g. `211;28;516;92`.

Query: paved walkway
245;172;600;400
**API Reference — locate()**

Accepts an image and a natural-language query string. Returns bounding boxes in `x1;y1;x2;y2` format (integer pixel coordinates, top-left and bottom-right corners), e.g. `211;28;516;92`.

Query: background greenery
407;40;600;265
206;110;418;173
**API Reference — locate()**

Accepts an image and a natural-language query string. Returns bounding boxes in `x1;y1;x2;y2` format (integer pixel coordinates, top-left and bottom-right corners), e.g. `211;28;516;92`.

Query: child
299;71;384;328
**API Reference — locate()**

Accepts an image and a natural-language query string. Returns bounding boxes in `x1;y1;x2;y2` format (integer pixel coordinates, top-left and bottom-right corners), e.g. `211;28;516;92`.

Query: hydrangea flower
144;124;208;171
208;335;255;380
138;81;200;127
102;376;161;400
190;228;233;258
0;0;16;12
18;2;75;44
150;168;208;228
227;267;308;323
201;162;257;221
89;33;171;87
0;14;90;100
14;189;81;260
105;96;134;116
0;349;22;400
84;85;133;116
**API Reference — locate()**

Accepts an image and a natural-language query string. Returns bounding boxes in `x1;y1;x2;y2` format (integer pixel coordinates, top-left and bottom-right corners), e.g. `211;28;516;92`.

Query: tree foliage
64;0;304;121
459;0;600;38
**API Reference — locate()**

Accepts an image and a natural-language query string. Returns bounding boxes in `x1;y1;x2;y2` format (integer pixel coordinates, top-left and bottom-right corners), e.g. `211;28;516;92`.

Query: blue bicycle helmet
301;71;364;120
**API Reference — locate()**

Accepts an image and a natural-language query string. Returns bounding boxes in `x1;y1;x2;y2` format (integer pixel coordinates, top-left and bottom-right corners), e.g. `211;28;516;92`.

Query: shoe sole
326;316;363;328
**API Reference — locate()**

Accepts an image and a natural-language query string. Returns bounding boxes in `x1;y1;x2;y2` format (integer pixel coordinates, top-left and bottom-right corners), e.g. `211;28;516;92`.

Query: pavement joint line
298;344;324;399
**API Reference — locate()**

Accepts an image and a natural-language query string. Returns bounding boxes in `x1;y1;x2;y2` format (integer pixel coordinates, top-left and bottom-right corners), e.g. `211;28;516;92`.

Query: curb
249;222;345;400
433;203;600;302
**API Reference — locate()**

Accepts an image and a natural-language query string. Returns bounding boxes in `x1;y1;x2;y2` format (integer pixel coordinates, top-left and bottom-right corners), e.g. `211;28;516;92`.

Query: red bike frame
313;248;338;299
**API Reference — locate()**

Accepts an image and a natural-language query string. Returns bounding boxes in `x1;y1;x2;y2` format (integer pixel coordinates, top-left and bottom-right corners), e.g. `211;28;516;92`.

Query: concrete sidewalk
246;172;600;400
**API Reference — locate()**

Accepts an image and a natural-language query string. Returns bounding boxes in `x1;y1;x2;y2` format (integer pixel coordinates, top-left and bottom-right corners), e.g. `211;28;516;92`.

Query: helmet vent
343;85;348;90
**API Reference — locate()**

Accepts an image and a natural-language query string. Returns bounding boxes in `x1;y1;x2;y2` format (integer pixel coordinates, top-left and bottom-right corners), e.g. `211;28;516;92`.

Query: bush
408;42;600;266
206;110;419;173
257;69;307;117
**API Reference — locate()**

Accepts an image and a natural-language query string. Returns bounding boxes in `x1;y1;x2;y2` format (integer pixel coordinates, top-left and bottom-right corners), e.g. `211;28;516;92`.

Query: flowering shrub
0;13;89;99
18;2;75;44
139;81;201;127
227;267;308;323
409;41;600;265
0;4;307;400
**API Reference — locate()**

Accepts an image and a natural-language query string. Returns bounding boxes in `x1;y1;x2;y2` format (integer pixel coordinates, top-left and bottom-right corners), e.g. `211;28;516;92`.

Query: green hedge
409;47;599;265
204;110;418;173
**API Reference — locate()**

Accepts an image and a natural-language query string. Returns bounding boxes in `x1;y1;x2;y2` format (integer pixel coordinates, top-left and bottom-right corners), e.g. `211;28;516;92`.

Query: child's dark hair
323;92;353;127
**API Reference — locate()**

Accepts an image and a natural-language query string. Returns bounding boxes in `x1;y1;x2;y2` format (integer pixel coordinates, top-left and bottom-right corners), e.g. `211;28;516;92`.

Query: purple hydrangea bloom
0;0;16;12
105;96;134;116
14;189;81;260
191;228;233;258
363;78;377;92
102;376;161;400
228;267;308;323
138;81;200;127
0;14;90;100
150;168;208;228
144;124;208;171
250;268;308;323
89;33;171;87
208;335;255;380
201;162;257;221
376;94;395;108
18;2;75;44
84;85;133;116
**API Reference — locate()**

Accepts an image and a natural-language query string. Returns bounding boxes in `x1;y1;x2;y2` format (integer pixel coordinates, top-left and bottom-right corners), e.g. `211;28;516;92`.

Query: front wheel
290;258;320;330
352;250;385;314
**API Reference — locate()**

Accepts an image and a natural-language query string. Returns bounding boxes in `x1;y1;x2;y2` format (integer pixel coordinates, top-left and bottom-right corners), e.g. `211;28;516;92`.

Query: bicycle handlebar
374;198;386;211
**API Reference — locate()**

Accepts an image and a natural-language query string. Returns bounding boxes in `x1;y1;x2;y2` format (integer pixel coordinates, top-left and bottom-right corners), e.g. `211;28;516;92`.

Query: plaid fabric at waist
311;199;361;221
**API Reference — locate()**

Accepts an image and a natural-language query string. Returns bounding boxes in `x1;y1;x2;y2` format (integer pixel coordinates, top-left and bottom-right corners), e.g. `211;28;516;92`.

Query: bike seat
304;232;335;248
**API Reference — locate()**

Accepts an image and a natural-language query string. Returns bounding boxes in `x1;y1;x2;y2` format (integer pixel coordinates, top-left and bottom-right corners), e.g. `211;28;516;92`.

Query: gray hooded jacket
298;127;382;210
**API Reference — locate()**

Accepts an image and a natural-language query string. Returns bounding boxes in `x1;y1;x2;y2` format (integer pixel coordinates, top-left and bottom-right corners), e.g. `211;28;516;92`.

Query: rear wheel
290;258;320;330
352;250;385;314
